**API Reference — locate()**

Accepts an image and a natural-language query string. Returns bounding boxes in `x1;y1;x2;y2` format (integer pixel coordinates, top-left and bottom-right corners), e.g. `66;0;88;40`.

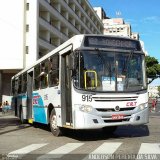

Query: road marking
37;143;84;159
92;142;122;154
83;142;122;160
138;143;160;154
7;143;48;159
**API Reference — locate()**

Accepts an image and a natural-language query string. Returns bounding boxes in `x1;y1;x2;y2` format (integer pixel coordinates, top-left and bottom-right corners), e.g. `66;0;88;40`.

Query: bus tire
102;126;117;134
50;109;62;136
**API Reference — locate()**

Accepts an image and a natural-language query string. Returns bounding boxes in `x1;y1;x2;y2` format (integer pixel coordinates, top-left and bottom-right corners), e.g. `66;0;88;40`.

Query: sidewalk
0;110;15;118
149;102;160;117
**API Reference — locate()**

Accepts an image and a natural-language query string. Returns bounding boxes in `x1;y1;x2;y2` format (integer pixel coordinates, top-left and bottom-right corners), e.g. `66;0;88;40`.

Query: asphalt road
0;104;160;160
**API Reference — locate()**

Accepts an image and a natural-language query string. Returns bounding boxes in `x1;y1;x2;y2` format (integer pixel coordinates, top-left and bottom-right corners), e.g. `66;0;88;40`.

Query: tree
145;56;160;78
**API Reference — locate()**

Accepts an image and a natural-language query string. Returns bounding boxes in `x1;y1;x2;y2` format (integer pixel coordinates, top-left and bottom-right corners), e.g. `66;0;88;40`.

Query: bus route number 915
82;95;92;102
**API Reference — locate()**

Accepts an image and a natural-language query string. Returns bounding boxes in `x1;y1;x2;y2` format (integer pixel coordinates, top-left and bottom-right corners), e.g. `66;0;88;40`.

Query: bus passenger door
27;71;33;121
61;53;72;126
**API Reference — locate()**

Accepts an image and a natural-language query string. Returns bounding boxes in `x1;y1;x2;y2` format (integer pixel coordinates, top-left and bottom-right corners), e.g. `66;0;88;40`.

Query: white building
94;7;139;40
103;18;139;40
93;7;107;20
0;0;104;102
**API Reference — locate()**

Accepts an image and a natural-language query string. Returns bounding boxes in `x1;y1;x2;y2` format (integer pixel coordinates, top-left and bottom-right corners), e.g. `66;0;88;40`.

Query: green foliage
145;56;160;78
158;86;160;95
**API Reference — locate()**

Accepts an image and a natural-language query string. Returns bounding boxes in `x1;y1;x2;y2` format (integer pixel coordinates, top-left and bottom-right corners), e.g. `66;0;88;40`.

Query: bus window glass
34;65;40;90
11;79;15;95
15;79;18;95
40;60;48;88
73;50;146;92
22;73;27;93
49;55;59;86
117;53;144;91
18;76;22;93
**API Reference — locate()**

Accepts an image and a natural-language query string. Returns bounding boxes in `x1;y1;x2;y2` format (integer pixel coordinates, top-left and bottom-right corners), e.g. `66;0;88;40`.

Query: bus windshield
73;50;147;92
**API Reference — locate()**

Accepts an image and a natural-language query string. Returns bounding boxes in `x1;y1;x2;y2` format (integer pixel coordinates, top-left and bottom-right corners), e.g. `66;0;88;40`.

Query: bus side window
40;60;49;89
49;55;59;87
34;65;40;90
11;79;15;95
22;73;27;93
18;75;22;94
15;79;18;95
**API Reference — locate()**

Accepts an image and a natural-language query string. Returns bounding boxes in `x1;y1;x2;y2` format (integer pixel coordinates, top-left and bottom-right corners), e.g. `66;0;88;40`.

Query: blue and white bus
11;35;149;136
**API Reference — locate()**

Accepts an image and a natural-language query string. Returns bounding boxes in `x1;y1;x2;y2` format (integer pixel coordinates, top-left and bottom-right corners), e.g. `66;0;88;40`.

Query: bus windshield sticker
102;76;115;91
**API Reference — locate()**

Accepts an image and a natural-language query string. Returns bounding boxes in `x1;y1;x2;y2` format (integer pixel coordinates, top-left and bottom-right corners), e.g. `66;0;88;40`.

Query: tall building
103;18;139;40
93;7;108;20
94;7;139;40
0;0;103;102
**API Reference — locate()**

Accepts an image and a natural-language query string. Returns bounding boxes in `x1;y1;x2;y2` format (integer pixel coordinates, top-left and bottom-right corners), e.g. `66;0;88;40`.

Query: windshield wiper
96;49;112;81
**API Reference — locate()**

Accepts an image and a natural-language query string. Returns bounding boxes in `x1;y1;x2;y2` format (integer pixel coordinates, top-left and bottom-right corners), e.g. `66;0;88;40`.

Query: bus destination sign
84;36;141;51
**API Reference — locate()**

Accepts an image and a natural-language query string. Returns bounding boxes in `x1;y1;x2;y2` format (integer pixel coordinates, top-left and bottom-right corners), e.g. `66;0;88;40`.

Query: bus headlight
138;103;148;110
79;105;93;113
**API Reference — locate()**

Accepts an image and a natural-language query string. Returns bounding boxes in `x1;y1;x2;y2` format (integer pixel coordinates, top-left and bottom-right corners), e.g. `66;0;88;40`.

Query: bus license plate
112;114;124;120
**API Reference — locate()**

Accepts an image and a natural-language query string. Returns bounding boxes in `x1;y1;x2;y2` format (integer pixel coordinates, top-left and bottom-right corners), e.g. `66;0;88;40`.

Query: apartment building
94;7;139;40
0;0;104;102
93;7;107;20
103;18;140;40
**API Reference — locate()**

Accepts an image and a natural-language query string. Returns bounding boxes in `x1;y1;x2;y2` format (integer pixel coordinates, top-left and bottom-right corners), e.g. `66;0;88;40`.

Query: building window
26;25;29;32
26;46;29;54
26;3;29;10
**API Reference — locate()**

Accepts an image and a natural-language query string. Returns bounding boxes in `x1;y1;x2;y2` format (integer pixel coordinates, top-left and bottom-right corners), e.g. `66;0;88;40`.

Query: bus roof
12;34;142;79
12;34;85;79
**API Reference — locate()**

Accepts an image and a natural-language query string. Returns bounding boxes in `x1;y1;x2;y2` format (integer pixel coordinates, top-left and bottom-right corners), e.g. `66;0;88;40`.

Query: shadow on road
60;124;150;141
0;113;150;141
0;115;32;135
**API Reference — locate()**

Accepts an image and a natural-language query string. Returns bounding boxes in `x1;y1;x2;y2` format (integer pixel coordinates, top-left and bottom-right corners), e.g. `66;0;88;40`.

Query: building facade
103;18;139;40
0;0;103;102
94;7;139;40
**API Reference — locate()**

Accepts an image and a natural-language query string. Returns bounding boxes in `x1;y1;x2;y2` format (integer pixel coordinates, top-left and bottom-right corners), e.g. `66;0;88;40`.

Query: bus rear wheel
50;110;62;136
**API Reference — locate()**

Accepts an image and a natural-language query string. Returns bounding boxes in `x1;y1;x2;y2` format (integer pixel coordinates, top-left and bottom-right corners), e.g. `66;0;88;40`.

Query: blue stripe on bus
17;95;27;99
33;93;47;124
13;93;48;124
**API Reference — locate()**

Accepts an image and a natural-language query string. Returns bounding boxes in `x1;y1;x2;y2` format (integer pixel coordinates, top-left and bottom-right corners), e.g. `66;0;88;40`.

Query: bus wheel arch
48;103;54;123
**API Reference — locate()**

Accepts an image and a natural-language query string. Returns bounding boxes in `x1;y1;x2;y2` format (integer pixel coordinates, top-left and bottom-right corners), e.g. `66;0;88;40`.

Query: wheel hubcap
51;115;57;131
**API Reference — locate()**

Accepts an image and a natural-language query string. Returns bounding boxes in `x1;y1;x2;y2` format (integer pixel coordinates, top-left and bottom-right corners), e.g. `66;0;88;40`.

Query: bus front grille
92;96;138;102
103;119;130;123
96;107;135;112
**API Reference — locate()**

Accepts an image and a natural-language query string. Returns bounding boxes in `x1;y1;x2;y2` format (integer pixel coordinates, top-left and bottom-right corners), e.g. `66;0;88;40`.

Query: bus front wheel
50;110;62;136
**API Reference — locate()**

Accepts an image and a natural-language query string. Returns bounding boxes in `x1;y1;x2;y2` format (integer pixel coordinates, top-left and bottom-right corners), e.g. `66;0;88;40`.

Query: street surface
0;103;160;160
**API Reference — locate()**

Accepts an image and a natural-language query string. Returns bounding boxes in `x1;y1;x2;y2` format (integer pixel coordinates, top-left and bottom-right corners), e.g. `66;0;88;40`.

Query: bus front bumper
73;107;149;129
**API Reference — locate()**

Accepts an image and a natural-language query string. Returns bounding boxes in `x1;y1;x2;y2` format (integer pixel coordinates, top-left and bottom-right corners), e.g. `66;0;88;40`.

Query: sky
89;0;160;62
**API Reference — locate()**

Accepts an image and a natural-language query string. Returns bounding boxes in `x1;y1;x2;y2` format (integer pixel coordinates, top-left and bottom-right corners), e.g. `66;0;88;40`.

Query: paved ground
0;103;160;160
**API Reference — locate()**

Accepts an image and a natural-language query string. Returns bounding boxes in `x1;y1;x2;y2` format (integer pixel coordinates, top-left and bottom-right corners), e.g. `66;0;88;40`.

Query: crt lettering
126;102;137;107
